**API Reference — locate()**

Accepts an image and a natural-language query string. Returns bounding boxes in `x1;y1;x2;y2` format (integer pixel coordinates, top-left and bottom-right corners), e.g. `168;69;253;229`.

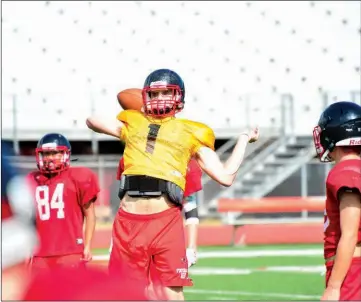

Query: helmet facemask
142;84;183;118
313;119;361;162
313;126;333;162
35;145;70;174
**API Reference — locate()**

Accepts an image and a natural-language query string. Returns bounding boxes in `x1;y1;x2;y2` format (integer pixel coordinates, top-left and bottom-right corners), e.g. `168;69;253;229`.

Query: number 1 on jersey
35;184;65;221
146;124;161;154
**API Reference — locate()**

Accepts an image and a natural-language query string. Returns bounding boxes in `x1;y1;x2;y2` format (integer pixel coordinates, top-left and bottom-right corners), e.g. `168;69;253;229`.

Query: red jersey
184;158;203;197
324;159;361;259
28;167;100;257
23;266;150;300
117;157;203;197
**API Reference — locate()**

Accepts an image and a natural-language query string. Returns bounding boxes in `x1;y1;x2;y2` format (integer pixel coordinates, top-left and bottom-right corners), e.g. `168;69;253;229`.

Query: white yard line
208;296;238;300
196;249;323;258
189;265;325;275
265;265;325;273
190;267;253;275
185;288;321;299
93;248;323;261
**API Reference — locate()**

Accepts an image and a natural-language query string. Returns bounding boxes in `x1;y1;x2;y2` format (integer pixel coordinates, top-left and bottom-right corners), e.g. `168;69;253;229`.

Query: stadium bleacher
3;1;360;138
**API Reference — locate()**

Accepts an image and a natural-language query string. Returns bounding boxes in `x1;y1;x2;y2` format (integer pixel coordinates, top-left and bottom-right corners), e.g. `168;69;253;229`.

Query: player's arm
196;129;258;187
82;200;96;261
183;159;202;251
86;116;124;139
327;189;361;289
184;194;199;249
78;169;100;261
183;194;199;268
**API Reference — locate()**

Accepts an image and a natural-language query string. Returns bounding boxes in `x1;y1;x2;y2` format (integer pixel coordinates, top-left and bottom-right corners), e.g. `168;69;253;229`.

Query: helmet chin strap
321;150;330;162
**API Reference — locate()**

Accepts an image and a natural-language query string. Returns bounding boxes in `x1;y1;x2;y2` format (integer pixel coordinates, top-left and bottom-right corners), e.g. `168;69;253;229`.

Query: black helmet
142;69;185;117
313;101;361;162
36;133;71;173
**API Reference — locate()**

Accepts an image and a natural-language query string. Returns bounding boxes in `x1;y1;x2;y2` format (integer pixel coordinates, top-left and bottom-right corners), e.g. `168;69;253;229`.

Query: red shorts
326;257;361;300
109;206;192;287
31;253;84;273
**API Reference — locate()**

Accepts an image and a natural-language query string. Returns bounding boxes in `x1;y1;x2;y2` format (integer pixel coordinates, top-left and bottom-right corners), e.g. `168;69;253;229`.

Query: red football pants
109;206;193;287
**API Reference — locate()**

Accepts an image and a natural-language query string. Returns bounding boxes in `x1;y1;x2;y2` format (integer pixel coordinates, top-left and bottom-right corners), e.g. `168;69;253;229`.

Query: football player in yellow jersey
86;68;259;300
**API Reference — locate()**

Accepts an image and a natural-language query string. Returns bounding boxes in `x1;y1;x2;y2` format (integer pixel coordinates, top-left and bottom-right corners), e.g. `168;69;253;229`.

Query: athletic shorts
109;206;193;287
326;257;361;300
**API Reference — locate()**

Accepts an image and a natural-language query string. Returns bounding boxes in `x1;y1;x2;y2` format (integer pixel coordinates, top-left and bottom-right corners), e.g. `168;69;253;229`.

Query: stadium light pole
281;94;294;137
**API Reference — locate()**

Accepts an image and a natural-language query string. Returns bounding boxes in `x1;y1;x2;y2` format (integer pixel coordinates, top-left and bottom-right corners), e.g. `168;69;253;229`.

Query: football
117;88;143;111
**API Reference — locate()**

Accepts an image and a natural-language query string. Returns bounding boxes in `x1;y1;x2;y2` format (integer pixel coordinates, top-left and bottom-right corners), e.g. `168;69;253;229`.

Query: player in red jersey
313;101;361;301
28;133;99;273
1;142;158;301
2;142;38;300
112;156;202;269
22;264;155;301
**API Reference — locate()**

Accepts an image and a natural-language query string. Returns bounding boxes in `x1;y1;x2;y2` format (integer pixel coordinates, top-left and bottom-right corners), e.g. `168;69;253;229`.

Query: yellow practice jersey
117;110;215;190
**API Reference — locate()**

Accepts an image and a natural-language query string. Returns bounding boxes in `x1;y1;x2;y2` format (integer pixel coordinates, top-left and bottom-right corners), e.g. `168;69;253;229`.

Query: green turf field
94;244;325;300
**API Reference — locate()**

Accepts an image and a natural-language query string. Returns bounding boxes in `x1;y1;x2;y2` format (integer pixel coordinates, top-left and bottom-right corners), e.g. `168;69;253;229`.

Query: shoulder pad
116;110;142;123
185;120;215;150
27;171;38;179
327;162;361;197
69;167;96;182
27;171;42;182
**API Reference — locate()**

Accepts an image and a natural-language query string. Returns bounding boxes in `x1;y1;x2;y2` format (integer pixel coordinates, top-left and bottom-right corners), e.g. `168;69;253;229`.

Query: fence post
301;164;308;198
12;94;20;155
350;90;361;105
322;92;329;108
280;94;295;136
98;156;105;207
245;94;251;129
89;93;98;154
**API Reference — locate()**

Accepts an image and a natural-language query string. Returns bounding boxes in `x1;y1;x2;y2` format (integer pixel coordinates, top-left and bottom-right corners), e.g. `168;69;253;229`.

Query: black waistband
123;175;168;192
